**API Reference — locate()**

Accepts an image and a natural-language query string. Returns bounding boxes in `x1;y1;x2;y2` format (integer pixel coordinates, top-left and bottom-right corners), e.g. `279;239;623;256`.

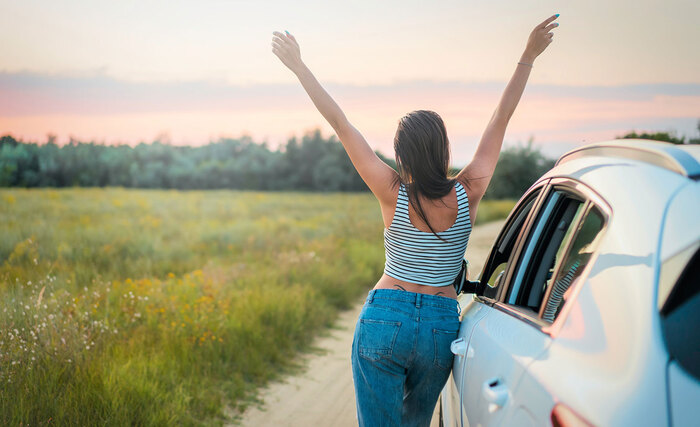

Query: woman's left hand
272;31;304;74
522;14;559;63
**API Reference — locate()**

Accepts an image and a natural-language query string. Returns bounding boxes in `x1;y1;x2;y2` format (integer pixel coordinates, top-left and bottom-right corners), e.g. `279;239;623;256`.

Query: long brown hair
393;110;457;240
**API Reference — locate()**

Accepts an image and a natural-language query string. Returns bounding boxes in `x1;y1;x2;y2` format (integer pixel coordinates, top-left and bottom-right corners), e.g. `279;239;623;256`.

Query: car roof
555;139;700;180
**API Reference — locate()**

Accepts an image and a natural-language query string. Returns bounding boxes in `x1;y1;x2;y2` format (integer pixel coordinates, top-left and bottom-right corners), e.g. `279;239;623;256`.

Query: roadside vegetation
0;188;514;425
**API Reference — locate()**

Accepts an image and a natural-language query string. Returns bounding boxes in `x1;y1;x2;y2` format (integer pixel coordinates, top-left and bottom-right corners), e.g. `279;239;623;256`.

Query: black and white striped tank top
383;181;472;287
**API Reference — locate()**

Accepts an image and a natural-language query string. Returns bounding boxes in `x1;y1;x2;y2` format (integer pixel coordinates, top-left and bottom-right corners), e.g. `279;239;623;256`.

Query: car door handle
451;338;467;356
482;377;508;409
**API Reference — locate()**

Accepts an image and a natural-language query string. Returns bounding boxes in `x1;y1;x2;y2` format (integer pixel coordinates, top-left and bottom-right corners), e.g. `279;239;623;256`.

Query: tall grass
0;188;514;425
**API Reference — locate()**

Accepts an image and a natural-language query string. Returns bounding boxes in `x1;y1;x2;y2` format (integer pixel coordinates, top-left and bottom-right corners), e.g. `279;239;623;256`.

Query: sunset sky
1;0;699;164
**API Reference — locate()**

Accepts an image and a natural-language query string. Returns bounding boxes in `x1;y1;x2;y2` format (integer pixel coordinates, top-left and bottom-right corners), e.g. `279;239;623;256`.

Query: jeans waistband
367;289;459;311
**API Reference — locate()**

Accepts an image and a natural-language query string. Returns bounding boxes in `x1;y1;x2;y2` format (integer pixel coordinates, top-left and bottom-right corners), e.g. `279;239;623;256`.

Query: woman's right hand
271;31;305;75
522;14;559;63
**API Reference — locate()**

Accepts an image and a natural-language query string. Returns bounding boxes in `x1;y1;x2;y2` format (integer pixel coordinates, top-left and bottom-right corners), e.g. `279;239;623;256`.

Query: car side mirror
461;279;484;295
454;259;487;295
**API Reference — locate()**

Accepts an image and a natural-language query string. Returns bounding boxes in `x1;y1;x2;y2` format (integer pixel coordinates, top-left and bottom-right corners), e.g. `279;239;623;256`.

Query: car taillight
551;403;594;427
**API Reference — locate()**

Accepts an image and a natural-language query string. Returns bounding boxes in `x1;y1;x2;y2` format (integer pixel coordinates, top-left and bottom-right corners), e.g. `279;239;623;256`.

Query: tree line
1;125;696;199
0;131;371;192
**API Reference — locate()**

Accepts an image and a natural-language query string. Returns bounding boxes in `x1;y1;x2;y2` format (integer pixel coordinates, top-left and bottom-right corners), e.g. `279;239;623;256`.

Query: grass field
0;188;515;425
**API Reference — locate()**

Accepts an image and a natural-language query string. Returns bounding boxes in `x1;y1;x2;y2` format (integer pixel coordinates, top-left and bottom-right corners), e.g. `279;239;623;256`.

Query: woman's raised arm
271;31;397;203
457;14;559;201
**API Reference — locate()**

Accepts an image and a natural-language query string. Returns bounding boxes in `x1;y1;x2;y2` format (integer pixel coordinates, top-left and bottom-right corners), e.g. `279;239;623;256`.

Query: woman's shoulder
454;176;482;209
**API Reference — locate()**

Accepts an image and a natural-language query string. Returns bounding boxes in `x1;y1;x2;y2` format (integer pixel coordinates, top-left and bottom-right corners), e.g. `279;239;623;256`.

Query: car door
501;188;608;427
445;182;548;427
460;182;607;427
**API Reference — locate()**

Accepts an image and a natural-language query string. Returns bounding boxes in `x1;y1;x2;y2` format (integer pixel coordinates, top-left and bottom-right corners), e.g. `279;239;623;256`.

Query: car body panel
668;361;700;427
459;304;552;426
442;296;491;427
657;181;700;310
659;181;700;262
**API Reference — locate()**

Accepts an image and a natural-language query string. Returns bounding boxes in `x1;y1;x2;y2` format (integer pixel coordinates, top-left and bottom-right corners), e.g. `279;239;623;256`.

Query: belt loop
415;293;421;309
368;290;375;304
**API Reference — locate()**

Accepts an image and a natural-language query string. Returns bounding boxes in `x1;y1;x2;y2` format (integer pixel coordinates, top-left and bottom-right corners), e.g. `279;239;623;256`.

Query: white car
441;140;700;427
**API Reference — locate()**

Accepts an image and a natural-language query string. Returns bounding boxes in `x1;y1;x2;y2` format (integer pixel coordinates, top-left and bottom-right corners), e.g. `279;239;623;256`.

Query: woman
272;14;558;426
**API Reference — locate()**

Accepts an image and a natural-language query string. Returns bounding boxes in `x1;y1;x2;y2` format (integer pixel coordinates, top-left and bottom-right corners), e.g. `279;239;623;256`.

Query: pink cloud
1;72;699;163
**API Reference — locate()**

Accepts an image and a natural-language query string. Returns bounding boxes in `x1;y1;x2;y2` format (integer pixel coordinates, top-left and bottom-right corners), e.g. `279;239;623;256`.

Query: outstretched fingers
272;31;297;49
285;31;299;47
538;14;559;29
543;22;559;32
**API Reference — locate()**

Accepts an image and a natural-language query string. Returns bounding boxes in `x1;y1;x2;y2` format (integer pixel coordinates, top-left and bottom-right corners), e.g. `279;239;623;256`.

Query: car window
540;207;605;322
661;245;700;381
506;189;605;322
479;189;542;300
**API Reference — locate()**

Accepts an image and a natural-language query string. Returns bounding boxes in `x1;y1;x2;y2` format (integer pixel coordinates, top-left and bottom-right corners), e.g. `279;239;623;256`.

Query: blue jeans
351;289;460;427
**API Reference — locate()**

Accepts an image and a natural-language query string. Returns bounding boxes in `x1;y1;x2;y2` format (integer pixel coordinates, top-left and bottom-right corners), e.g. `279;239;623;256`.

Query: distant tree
689;119;700;145
0;135;18;148
485;139;556;200
617;130;686;144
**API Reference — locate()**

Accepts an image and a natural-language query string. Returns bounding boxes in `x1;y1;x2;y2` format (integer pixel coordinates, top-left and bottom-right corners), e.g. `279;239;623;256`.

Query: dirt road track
235;220;505;427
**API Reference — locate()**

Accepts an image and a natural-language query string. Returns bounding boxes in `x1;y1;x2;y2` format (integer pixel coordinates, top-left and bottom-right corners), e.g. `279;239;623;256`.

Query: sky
1;0;699;164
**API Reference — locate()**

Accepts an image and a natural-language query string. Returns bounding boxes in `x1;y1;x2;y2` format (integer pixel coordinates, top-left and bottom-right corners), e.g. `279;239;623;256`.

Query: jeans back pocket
433;328;459;370
358;319;401;362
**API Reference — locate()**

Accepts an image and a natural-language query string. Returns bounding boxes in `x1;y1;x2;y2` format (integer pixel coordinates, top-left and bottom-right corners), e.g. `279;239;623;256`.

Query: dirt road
235;220;504;427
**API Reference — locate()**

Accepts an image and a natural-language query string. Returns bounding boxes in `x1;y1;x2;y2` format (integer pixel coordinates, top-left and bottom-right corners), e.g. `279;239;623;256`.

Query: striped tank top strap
397;182;409;213
455;181;469;223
